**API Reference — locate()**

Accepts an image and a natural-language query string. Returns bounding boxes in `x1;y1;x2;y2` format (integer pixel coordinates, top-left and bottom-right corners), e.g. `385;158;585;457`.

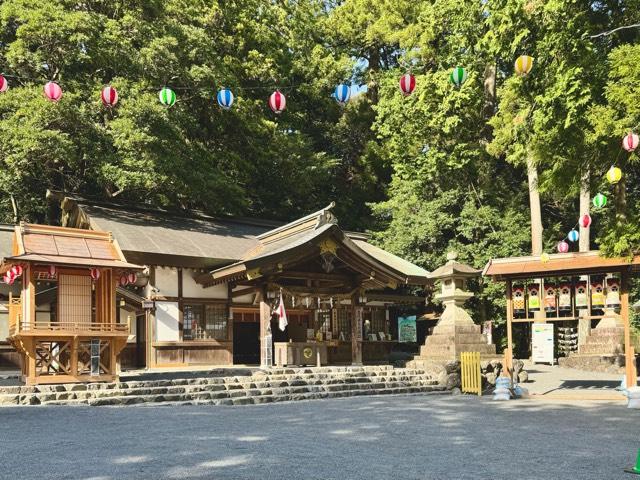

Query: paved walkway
521;361;633;400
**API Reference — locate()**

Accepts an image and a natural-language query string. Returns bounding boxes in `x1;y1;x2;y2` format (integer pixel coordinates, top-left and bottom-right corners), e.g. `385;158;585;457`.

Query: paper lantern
0;75;8;93
399;73;416;96
575;281;588;309
579;214;592;228
48;265;57;277
540;252;550;263
567;229;579;242
591;279;605;308
90;268;101;280
606;278;620;308
514;55;533;76
5;272;14;285
269;90;286;114
557;240;569;253
119;275;128;286
513;285;525;313
449;67;467;87
606;166;622;184
217;88;234;110
528;283;541;311
101;86;118;107
127;272;137;285
334;84;350;105
10;265;23;277
622;132;639;152
44;82;63;102
159;87;176;107
544;283;557;312
558;282;572;311
592;193;607;209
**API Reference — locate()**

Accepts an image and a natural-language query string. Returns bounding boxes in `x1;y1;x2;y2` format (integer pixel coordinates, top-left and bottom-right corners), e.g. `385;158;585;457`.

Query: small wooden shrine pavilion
483;251;639;388
1;223;143;384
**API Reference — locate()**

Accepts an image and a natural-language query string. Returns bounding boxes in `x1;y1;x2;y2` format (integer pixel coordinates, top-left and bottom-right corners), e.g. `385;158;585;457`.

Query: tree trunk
527;155;543;255
579;167;590;252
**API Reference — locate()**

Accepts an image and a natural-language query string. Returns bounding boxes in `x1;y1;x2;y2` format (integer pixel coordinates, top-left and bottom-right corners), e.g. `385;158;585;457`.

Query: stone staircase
577;327;625;355
0;366;445;407
412;324;497;361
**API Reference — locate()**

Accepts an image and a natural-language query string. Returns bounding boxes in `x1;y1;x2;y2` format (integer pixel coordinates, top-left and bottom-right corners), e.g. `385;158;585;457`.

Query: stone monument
410;252;496;366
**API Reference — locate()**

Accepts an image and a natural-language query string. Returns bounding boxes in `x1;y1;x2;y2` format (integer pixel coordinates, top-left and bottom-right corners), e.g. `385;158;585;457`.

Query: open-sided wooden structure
483;251;639;387
2;223;143;384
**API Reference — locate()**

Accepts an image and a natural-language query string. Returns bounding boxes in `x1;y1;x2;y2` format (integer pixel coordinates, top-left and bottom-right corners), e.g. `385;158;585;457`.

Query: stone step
424;334;490;344
38;381;444;407
0;371;439;406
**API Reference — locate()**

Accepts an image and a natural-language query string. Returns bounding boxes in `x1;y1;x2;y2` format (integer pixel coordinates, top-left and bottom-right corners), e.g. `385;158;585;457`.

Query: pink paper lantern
269;90;286;114
622;132;639;152
0;75;8;93
48;264;57;277
44;82;63;102
90;268;101;280
127;272;137;285
119;275;128;286
557;240;569;253
101;86;119;107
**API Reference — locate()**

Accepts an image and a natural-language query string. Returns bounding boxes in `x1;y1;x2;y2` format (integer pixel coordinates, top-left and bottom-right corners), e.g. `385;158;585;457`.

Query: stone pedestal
409;253;497;367
576;310;625;356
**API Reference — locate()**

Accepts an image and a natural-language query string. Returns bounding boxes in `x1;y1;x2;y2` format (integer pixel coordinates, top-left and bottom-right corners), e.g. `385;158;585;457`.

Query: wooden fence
460;351;482;396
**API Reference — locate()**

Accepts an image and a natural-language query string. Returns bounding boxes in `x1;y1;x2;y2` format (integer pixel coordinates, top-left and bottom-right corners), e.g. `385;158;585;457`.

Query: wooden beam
275;270;354;283
621;270;636;388
258;285;271;367
505;279;514;373
351;291;362;365
231;286;256;298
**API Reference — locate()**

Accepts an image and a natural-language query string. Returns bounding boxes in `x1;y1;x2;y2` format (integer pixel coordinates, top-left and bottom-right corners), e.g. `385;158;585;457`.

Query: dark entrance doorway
233;322;260;365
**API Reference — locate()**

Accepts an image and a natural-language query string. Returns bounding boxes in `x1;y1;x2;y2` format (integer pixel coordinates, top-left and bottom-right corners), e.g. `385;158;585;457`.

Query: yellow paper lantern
514;55;534;76
606;166;622;184
540;252;550;263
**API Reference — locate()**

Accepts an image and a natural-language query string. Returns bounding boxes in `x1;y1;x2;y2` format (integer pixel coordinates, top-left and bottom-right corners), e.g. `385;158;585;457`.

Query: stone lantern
411;252;497;362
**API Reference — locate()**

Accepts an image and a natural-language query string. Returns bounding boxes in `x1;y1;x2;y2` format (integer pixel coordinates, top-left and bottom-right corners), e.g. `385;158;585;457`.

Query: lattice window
184;303;228;340
205;304;228;340
314;309;331;335
370;309;386;335
336;308;351;340
58;274;91;326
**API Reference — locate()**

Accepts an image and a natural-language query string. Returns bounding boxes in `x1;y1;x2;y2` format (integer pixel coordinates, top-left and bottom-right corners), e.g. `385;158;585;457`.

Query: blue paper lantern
217;88;234;109
567;229;579;242
334;84;350;105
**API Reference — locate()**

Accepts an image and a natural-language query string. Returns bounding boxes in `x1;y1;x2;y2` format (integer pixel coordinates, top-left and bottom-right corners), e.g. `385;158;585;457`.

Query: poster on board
398;315;417;343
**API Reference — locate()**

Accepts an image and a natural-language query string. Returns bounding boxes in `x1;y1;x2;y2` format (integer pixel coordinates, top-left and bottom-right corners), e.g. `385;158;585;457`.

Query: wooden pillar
24;264;35;326
351;292;362;365
177;268;184;341
258;284;271;367
227;283;234;364
70;336;78;377
621;270;636;388
146;266;156;368
505;279;514;372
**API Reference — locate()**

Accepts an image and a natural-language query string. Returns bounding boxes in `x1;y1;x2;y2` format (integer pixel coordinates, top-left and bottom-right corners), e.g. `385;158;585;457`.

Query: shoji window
58;274;92;325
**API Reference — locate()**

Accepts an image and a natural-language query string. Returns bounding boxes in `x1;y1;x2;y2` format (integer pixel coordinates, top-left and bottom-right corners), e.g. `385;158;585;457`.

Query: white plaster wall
155;301;179;342
154;267;179;297
182;269;227;299
232;285;255;305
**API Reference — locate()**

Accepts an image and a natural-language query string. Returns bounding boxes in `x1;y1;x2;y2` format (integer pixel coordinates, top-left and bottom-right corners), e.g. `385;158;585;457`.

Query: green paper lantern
449;67;467;87
592;193;607;209
159;87;176;107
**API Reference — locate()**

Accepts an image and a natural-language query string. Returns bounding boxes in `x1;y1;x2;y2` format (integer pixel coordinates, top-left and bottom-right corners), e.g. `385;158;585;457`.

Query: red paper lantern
269;90;286;114
127;272;137;285
0;75;8;93
10;264;23;277
44;82;63;102
119;275;128;286
399;73;416;96
579;214;592;228
90;268;101;280
622;132;639;152
557;240;569;253
48;265;57;277
5;272;15;285
101;86;119;107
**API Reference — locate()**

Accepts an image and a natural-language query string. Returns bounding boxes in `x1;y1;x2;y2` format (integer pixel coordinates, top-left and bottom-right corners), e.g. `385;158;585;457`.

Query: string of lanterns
1;264;137;286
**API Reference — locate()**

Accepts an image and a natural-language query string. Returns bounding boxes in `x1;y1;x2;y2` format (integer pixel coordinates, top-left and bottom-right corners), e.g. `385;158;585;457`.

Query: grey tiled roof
80;204;274;262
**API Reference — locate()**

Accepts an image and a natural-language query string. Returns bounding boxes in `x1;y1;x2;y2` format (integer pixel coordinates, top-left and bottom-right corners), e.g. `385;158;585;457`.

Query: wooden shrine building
483;251;640;388
0;193;432;378
1;223;143;384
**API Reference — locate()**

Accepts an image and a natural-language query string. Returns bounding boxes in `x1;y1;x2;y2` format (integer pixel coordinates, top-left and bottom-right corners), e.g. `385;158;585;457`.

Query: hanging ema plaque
558;282;572;311
513;285;525;313
606;278;621;308
544;283;556;313
527;283;541;312
591;278;605;308
575;281;588;309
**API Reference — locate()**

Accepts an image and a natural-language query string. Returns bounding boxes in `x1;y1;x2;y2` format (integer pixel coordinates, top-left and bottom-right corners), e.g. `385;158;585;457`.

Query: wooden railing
8;294;22;336
17;321;129;334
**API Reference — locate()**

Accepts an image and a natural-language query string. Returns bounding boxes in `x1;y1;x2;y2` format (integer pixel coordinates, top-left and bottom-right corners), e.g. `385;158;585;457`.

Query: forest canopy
1;0;639;324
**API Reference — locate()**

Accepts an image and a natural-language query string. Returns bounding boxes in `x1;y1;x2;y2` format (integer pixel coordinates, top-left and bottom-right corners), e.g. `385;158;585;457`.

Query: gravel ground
0;394;638;480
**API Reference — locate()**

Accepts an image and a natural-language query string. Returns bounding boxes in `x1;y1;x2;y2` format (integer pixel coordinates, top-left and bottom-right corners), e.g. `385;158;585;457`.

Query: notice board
532;322;554;364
